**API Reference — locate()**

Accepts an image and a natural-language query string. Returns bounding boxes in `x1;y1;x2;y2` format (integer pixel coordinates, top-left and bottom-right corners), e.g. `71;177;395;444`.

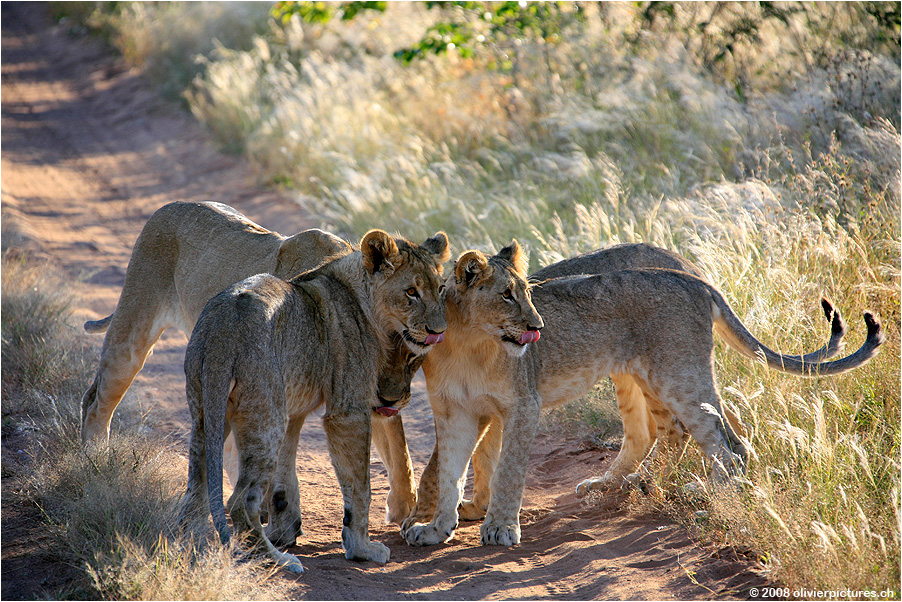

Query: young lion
179;230;449;572
406;244;846;525
530;244;844;485
402;242;883;548
80;201;352;443
80;201;420;537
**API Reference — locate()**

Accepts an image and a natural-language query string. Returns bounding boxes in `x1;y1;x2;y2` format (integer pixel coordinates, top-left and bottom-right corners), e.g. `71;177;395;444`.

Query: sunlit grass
2;253;289;600
39;0;902;592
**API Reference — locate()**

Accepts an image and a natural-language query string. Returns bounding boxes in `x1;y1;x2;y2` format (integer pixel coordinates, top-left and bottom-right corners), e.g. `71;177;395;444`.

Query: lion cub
402;241;883;548
179;230;449;573
405;244;846;526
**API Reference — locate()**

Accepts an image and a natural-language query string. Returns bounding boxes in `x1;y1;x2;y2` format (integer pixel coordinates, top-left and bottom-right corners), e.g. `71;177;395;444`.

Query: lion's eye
501;290;513;301
406;287;419;298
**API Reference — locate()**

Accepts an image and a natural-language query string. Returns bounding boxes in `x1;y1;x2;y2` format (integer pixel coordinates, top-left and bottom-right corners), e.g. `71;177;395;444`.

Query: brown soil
1;3;770;599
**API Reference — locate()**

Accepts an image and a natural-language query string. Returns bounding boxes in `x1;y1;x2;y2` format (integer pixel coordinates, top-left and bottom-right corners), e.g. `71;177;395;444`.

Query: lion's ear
496;240;528;276
420;232;451;266
455;250;489;288
421;231;451;269
361;230;400;275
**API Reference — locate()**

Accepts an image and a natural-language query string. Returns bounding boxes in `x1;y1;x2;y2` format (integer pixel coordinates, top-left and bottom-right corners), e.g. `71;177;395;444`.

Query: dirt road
1;4;767;599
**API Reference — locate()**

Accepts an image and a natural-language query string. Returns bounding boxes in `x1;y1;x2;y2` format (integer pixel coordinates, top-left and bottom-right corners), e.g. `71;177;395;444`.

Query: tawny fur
401;243;883;548
80;201;422;534
178;230;449;571
410;243;847;523
81;201;352;442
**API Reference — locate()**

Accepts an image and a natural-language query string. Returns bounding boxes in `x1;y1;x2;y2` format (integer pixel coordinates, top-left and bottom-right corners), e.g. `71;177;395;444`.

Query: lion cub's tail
201;367;232;545
710;288;885;376
84;314;113;334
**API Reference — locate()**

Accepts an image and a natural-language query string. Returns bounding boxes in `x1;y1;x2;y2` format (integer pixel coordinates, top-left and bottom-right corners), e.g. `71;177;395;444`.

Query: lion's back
185;274;292;387
531;243;705;282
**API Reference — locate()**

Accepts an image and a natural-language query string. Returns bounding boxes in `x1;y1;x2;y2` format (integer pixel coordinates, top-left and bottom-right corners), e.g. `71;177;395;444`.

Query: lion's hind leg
81;306;174;442
654;377;748;484
576;374;656;496
178;404;212;532
265;414;306;547
228;401;303;573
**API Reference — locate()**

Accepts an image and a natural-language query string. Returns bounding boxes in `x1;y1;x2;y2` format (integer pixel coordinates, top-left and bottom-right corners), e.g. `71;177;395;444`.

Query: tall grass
1;252;94;432
44;1;902;592
2;252;288;600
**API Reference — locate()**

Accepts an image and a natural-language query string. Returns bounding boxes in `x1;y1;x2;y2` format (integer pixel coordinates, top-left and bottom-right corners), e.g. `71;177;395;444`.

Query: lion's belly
539;364;607;408
284;380;326;418
537;352;646;409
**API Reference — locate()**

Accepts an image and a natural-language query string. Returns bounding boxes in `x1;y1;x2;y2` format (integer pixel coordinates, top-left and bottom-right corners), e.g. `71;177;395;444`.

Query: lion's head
448;240;544;357
361;230;448;415
373;344;425;416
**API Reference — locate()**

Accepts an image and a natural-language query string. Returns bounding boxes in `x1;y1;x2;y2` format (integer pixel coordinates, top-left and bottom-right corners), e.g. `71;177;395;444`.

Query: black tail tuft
863;312;886;346
821;298;847;338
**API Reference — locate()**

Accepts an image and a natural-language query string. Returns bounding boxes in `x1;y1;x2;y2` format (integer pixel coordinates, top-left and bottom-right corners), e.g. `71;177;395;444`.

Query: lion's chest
426;352;519;416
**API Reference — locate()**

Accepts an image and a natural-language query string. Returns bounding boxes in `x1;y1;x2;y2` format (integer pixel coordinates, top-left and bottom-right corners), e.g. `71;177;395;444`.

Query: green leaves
274;1;581;66
271;1;387;25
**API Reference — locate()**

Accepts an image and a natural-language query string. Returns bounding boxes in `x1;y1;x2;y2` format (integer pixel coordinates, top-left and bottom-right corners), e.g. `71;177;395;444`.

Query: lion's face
363;230;450;356
375;345;425;416
451;241;544;357
361;230;449;415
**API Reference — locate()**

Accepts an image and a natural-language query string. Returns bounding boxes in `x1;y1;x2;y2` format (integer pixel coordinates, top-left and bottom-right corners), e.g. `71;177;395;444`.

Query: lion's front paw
402;522;454;547
480;522;520;546
575;474;617;497
458;500;487;521
399;506;433;535
386;490;416;525
346;540;390;564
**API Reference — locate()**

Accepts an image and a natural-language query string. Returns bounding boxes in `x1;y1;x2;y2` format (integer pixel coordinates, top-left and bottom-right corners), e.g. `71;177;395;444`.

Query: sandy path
1;4;767;599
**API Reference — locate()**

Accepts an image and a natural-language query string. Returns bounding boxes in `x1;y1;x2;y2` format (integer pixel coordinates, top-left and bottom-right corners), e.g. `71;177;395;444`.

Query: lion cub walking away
80;201;352;443
402;242;884;548
179;230;449;573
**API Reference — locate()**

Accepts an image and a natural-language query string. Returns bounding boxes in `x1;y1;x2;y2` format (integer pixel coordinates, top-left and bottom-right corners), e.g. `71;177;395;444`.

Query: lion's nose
377;395;400;407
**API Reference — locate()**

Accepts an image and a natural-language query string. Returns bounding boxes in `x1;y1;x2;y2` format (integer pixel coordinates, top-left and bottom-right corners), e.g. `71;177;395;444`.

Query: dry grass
29;433;288;600
2;252;290;600
1;252;94;430
36;1;902;593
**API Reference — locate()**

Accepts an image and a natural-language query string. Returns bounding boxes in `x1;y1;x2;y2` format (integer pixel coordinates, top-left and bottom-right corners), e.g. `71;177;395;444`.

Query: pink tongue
518;330;540;345
424;333;444;345
375;406;399;417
